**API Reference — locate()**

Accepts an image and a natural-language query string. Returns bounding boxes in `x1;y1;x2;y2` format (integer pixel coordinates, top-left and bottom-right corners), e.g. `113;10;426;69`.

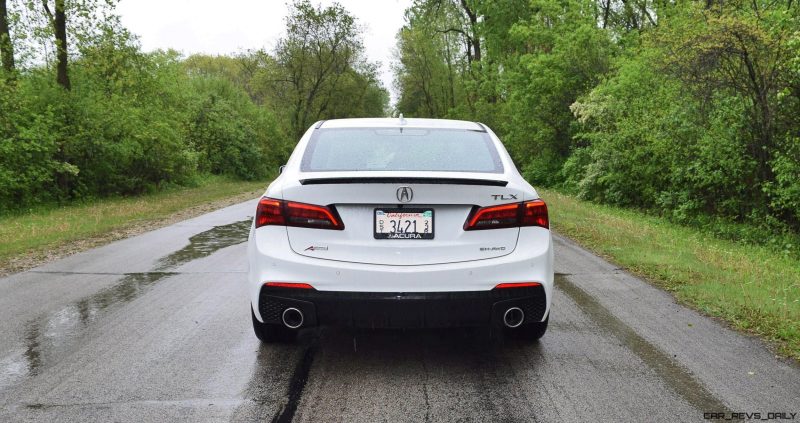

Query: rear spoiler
299;177;508;187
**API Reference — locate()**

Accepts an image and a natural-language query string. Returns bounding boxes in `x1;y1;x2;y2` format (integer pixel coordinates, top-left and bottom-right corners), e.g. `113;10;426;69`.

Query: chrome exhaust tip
282;307;304;329
503;307;524;328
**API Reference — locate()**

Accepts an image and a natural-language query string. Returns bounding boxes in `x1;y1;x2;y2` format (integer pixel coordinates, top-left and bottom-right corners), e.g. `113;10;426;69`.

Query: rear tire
252;308;297;343
506;315;548;342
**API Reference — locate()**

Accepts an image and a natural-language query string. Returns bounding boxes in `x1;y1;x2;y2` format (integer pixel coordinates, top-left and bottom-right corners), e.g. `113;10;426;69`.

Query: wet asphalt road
0;200;797;422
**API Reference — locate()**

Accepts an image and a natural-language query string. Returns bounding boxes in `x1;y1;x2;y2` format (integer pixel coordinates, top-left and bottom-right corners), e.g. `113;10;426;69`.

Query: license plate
374;208;434;239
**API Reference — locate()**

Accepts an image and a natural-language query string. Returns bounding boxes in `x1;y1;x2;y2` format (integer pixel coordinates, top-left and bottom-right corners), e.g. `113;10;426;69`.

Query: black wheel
506;315;548;342
252;308;297;343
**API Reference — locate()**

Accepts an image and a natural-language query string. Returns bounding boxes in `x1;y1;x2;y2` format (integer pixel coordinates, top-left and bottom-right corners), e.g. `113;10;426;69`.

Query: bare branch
42;0;53;23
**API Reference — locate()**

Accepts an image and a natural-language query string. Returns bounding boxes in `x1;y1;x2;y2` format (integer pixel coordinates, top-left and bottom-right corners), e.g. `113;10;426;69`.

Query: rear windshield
301;128;504;173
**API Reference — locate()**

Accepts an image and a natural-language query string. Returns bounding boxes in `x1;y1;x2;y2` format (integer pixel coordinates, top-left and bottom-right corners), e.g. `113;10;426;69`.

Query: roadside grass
540;188;800;360
0;175;269;275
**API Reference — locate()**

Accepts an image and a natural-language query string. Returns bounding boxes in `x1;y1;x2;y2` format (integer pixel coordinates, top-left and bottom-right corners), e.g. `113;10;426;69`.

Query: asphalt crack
421;347;431;423
271;346;317;423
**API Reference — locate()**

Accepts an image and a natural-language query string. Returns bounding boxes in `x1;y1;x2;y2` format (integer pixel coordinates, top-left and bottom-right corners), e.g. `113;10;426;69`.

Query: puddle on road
22;321;42;377
153;219;252;271
555;273;730;414
73;272;176;324
1;219;252;391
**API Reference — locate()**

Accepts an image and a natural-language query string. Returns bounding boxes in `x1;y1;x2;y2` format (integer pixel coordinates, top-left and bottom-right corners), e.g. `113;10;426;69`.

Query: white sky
117;0;412;102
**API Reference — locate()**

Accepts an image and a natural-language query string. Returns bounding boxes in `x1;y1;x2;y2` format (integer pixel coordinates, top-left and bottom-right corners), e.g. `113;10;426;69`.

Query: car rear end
248;118;553;339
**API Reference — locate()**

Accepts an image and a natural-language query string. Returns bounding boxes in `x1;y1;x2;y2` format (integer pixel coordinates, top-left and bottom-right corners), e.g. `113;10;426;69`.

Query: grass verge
540;188;800;360
0;175;269;276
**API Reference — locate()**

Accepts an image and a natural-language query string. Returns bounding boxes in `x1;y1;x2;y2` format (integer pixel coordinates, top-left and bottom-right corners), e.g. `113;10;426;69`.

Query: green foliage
569;53;700;208
0;77;68;206
2;0;392;212
503;9;615;184
64;39;199;197
767;136;800;227
186;76;283;180
569;2;800;240
0;6;292;211
394;0;800;252
394;0;472;118
268;0;389;138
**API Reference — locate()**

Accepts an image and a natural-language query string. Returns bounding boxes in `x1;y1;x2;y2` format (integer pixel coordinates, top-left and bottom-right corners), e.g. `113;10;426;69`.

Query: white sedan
247;118;553;342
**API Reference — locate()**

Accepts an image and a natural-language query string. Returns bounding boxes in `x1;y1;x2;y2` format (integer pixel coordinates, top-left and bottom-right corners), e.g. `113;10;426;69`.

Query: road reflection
0;219;252;393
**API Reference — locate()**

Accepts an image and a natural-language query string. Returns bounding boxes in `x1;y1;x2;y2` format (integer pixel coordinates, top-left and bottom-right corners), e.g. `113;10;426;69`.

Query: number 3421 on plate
374;208;434;239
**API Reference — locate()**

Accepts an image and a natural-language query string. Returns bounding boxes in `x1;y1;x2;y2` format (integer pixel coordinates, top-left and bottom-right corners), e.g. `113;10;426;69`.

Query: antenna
398;113;407;125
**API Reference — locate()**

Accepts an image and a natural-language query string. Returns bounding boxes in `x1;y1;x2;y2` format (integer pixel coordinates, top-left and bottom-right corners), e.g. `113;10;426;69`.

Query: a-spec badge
304;246;329;251
396;186;413;203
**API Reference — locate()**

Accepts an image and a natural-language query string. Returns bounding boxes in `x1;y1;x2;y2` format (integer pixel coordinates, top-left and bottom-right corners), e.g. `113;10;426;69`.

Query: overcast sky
117;0;412;102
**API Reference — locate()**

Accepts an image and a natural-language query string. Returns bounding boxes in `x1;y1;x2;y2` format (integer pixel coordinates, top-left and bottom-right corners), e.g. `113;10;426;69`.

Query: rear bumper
248;225;555;323
258;285;548;329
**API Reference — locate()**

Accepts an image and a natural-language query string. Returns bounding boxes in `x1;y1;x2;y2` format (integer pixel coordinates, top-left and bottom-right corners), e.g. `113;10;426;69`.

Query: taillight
494;282;542;289
521;199;548;228
255;198;285;227
264;282;315;289
255;197;344;230
285;201;343;229
464;199;548;230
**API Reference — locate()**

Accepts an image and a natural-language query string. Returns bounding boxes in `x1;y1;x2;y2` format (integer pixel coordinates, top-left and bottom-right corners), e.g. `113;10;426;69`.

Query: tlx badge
491;194;518;200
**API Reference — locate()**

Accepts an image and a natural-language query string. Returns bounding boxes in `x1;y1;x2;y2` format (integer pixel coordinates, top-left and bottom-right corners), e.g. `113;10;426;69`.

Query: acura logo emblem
396;186;413;203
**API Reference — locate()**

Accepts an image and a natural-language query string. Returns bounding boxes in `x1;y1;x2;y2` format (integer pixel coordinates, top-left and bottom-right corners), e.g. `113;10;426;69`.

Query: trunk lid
282;173;522;265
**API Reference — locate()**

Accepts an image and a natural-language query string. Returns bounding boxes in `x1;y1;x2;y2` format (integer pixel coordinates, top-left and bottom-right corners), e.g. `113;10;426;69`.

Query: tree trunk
54;0;70;90
0;0;15;74
443;33;456;110
459;0;481;63
601;0;611;29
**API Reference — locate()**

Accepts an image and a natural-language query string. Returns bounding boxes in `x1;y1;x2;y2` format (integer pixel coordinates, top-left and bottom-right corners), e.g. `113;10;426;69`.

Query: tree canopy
0;0;388;210
393;0;800;245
